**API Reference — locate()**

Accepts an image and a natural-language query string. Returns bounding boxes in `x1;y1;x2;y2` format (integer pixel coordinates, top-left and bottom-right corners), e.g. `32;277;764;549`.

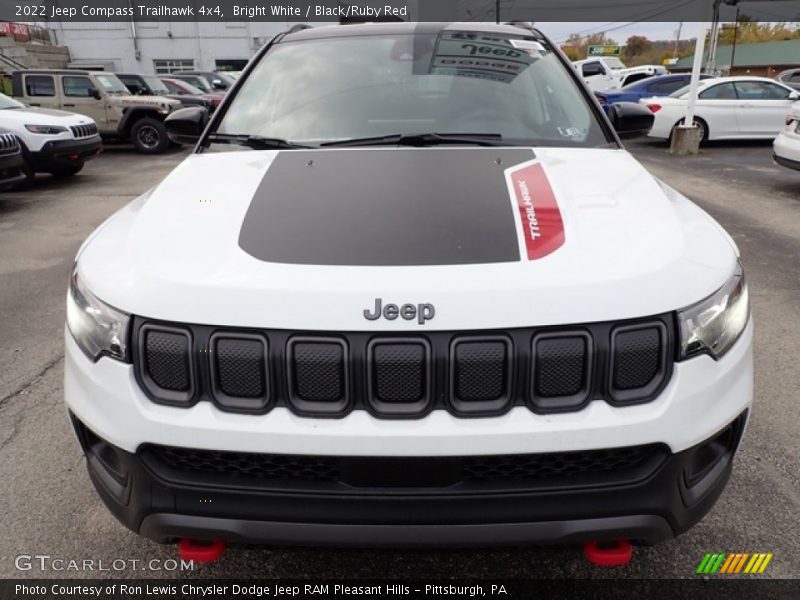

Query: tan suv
12;70;182;154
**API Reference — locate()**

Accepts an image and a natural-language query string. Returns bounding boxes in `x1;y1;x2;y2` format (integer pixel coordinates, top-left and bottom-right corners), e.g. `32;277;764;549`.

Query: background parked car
773;102;800;171
172;70;231;91
0;92;101;184
159;77;223;112
574;57;668;92
0;127;26;190
776;68;800;92
595;74;715;113
116;73;215;113
641;76;800;142
12;70;181;154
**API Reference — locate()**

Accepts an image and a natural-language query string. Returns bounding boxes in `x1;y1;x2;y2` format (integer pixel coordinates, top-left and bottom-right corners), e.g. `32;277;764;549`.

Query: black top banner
4;0;800;23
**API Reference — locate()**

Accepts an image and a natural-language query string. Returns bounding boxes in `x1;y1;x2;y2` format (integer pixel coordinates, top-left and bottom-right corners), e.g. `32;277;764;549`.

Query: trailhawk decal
505;160;565;260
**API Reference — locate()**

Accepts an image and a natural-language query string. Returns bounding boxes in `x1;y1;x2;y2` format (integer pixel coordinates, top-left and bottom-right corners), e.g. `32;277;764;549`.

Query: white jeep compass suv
65;23;752;550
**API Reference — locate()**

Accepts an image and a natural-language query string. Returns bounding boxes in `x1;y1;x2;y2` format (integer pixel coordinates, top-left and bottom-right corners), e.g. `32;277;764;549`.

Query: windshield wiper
206;133;311;150
321;132;505;148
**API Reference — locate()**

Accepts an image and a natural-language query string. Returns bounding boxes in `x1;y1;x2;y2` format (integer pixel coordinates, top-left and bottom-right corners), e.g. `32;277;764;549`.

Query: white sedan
774;102;800;171
641;76;800;142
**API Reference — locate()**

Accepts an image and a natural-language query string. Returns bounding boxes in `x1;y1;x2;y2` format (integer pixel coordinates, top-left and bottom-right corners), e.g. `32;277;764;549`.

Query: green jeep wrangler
12;70;182;154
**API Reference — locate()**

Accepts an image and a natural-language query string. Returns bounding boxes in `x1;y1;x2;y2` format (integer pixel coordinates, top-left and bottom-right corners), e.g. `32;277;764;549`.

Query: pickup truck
574;57;668;92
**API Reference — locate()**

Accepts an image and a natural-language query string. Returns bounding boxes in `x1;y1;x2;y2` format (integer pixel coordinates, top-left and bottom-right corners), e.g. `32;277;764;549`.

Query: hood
2;106;95;123
77;147;738;331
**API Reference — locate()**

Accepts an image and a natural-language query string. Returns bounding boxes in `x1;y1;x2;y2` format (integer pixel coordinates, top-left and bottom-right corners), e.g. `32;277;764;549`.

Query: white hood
77;147;738;331
0;106;95;125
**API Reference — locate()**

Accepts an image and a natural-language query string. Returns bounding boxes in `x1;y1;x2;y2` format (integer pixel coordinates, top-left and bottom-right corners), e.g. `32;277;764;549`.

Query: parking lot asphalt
0;139;798;580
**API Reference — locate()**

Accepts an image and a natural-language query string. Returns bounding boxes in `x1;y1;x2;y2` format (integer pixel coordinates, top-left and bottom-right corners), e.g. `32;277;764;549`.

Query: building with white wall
46;20;316;74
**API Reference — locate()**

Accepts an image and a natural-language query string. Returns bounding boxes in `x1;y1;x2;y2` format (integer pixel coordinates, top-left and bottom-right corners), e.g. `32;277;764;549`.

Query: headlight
66;267;129;362
678;262;749;360
25;124;68;134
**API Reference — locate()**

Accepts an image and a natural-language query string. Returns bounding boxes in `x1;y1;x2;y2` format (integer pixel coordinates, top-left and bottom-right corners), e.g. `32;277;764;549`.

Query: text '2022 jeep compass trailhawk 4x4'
13;70;181;154
65;23;752;558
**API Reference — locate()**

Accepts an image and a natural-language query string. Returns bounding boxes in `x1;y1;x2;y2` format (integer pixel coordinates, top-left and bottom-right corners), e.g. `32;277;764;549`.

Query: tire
130;118;170;154
49;162;84;177
16;156;35;189
670;118;709;144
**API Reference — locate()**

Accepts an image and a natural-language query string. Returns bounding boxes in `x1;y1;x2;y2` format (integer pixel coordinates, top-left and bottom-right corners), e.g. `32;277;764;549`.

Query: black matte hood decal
239;148;534;266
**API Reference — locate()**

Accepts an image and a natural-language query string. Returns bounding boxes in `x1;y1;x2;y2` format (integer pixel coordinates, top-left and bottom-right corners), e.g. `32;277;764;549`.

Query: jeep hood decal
239;148;539;266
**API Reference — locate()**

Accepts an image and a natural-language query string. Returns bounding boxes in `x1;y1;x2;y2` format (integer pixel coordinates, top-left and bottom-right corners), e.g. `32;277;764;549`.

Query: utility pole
705;0;723;73
730;6;741;75
673;21;684;60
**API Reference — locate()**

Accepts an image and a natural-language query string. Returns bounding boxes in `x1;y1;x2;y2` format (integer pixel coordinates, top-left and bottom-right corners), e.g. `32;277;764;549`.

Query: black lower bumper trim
774;153;800;171
71;411;747;548
140;513;673;547
29;136;102;171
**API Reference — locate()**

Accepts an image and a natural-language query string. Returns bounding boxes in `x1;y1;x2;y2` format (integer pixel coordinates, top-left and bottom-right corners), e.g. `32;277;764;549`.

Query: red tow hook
583;539;633;566
178;539;226;563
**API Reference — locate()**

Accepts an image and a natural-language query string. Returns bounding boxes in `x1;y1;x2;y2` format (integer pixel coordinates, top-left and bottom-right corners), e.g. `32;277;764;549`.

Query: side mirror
165;106;209;145
609;102;655;139
789;91;800;101
91;89;101;100
212;80;226;90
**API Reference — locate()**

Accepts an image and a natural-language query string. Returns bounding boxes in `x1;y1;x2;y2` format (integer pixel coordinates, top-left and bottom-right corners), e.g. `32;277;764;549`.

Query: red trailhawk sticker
506;161;565;260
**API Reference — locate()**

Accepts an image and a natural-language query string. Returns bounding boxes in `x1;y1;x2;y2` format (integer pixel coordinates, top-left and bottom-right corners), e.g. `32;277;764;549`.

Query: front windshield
605;58;626;70
184;76;212;92
94;74;129;95
172;80;205;95
216;31;609;148
0;93;24;109
143;75;169;94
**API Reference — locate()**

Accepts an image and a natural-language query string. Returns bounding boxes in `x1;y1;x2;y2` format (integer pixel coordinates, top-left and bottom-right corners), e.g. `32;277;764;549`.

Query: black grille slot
288;338;348;414
137;325;195;406
614;328;661;389
0;133;19;154
70;123;98;138
145;331;190;391
142;444;666;489
531;333;591;412
451;338;512;414
373;343;425;402
609;323;669;405
217;338;265;397
210;333;270;412
367;339;430;416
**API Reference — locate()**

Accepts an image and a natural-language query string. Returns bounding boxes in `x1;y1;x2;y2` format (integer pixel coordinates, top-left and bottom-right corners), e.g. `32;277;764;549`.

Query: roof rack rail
286;23;313;34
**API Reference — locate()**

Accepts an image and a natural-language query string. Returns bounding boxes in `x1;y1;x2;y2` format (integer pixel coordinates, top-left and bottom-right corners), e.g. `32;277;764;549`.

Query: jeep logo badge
363;298;435;325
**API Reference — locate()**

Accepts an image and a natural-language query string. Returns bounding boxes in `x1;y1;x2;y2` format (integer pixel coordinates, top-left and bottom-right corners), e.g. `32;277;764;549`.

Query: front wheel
49;162;84;177
131;118;170;154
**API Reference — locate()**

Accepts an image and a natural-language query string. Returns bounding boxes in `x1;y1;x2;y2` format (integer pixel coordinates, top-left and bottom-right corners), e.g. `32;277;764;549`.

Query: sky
536;22;710;45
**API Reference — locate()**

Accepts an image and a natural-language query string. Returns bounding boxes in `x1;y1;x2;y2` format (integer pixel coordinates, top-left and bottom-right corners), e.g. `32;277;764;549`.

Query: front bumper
72;411;746;547
29;135;102;172
773;132;800;170
0;150;25;189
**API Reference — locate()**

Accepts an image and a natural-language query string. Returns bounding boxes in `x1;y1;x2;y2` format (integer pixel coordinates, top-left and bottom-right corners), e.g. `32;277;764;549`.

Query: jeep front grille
0;133;20;155
70;123;99;139
132;315;674;418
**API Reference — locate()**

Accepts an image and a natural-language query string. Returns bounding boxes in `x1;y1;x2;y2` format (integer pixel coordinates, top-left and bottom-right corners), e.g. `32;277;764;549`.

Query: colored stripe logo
506;161;565;261
696;552;773;574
